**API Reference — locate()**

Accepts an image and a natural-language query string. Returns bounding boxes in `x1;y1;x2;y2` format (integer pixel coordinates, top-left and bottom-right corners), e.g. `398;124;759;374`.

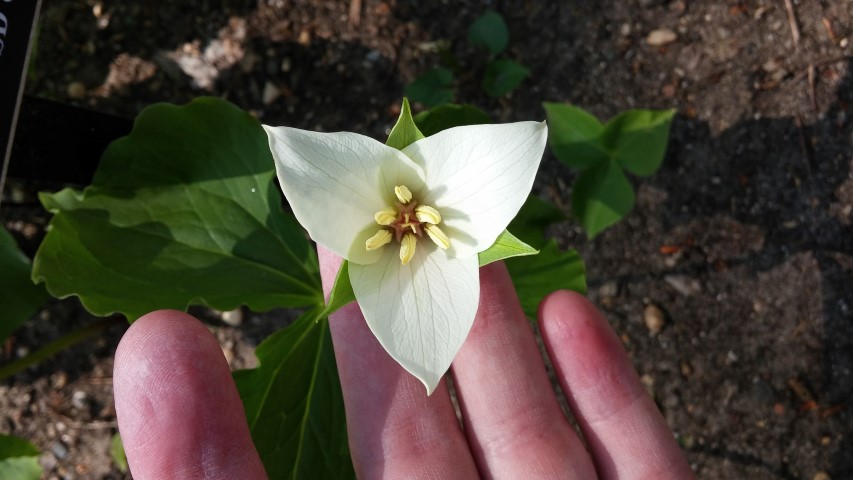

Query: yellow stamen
365;229;393;251
415;205;441;224
374;210;397;226
399;233;417;265
425;224;450;250
394;185;413;204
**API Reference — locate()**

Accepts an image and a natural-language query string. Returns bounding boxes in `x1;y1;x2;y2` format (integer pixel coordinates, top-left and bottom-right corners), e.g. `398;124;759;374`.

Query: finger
114;310;267;480
318;246;479;478
539;291;694;479
450;262;597;478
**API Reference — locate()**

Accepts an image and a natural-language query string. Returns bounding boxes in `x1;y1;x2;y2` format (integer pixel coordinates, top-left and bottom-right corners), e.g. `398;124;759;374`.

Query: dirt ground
2;0;852;478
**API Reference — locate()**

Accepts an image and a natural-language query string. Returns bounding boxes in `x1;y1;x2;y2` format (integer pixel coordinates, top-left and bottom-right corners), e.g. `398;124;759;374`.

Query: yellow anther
374;210;397;226
425;224;450;250
399;233;417;265
415;205;442;224
365;229;393;251
394;185;413;204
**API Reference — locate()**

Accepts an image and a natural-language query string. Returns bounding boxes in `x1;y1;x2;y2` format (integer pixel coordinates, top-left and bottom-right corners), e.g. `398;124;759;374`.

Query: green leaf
32;97;322;321
482;59;529;97
506;241;586;319
543;102;608;170
478;230;538;267
110;432;128;473
234;309;353;480
571;160;635;239
0;227;48;341
315;260;355;322
385;98;424;150
413;103;491;137
602;109;675;177
404;68;454;107
507;195;566;248
467;11;509;55
0;434;41;480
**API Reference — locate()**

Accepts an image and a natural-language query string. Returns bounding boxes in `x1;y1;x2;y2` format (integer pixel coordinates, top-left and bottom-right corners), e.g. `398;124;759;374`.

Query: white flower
264;121;547;394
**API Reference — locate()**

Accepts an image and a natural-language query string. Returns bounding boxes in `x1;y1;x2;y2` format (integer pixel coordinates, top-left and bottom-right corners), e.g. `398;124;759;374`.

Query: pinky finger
539;291;694;480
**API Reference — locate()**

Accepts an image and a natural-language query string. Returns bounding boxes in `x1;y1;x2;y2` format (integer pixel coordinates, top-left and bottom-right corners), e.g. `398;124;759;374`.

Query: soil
2;0;852;479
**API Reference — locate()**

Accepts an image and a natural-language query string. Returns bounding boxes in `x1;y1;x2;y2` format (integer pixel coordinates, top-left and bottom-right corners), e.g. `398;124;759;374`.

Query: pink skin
114;246;694;479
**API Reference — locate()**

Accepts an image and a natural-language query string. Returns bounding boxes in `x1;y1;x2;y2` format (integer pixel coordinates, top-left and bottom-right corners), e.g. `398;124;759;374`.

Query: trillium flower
264;121;547;394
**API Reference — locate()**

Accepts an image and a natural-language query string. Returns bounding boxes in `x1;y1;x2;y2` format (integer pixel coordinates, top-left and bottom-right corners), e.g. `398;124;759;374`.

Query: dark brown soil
2;1;852;479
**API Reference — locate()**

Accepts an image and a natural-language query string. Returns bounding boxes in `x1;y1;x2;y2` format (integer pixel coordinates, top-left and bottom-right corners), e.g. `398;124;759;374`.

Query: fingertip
538;290;605;341
114;309;266;479
116;309;207;367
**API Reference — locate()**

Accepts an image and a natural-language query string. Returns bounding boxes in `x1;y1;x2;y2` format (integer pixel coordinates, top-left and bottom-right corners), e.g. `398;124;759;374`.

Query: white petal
265;126;425;264
349;244;480;394
402;122;547;258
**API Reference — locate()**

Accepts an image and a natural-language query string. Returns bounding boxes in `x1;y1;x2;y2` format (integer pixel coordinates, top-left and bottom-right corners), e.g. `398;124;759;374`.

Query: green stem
0;317;124;381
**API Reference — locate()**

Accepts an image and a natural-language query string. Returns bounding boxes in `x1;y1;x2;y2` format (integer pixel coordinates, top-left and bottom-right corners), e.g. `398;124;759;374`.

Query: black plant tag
1;0;42;189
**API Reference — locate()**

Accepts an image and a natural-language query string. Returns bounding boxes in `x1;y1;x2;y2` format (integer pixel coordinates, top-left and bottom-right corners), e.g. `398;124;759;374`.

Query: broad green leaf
467;11;509;55
110;432;128;473
482;59;529;97
414;103;491;137
0;227;48;341
315;260;355;322
571;160;635;239
506;241;586;319
478;230;538;267
385;98;424;150
543;102;608;170
234;309;353;480
603;109;675;177
404;68;454;107
32;97;322;321
0;434;41;480
508;195;566;248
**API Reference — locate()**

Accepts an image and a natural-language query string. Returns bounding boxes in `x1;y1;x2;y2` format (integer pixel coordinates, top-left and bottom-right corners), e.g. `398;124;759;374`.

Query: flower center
365;184;450;265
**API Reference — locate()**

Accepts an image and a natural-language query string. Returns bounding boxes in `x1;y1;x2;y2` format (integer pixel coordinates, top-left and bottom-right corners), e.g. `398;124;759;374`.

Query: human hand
113;248;693;479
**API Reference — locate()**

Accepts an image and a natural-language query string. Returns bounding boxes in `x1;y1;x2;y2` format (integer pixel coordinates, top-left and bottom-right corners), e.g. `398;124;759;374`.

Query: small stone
664;275;701;296
762;59;781;72
262;82;281;105
67;81;86;99
220;308;243;327
71;390;87;409
680;361;693;377
598;281;618;298
365;50;381;62
51;372;68;390
50;441;68;459
643;304;666;334
646;29;677;46
221;344;235;365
